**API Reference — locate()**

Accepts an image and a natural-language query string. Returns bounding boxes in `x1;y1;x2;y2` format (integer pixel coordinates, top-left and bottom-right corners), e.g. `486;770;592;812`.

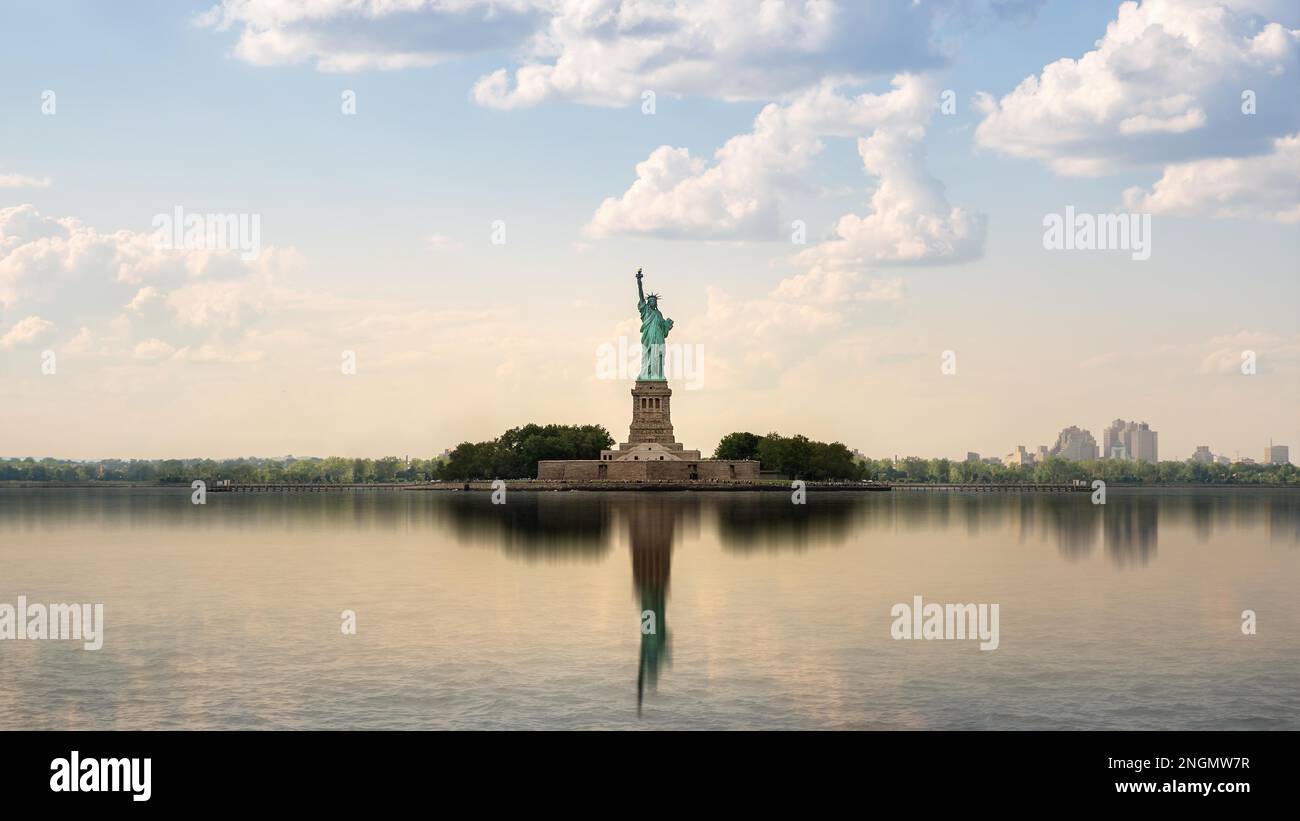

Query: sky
0;0;1297;462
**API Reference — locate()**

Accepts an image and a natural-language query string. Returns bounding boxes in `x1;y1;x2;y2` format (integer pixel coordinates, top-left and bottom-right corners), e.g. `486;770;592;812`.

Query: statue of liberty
635;268;673;381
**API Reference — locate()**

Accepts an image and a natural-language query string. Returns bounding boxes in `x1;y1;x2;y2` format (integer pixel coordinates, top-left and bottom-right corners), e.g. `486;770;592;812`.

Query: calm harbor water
1;487;1296;730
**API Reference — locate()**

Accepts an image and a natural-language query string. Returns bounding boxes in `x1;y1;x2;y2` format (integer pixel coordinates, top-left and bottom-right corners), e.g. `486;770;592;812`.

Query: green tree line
0;455;443;484
0;423;615;484
5;434;1295;486
858;455;1297;485
714;431;865;481
713;432;1298;485
436;424;614;480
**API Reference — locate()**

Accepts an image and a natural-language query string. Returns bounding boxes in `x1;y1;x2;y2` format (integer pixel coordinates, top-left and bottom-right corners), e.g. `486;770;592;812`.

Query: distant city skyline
962;419;1293;467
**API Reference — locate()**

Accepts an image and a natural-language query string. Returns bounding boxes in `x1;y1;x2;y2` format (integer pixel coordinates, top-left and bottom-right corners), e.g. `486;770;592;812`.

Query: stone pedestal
626;380;679;449
535;378;760;480
599;380;700;463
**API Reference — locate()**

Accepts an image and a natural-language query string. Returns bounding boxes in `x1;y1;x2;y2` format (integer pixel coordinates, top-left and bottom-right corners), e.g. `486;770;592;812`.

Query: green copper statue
635;268;673;381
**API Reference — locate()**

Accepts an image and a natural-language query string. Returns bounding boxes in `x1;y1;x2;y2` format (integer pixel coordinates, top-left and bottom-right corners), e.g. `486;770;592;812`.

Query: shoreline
2;481;1296;492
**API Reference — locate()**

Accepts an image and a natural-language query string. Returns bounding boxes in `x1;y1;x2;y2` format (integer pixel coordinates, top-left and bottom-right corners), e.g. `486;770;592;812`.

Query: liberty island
537;269;761;481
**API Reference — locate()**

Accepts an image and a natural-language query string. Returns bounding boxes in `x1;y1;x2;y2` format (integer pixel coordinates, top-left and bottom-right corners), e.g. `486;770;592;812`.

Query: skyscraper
1264;444;1290;465
1103;420;1124;458
1050;426;1100;461
1103;419;1158;463
1132;425;1158;463
1005;445;1035;466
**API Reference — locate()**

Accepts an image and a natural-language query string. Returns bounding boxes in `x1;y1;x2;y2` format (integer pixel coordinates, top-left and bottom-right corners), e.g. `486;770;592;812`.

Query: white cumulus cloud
975;0;1300;177
0;315;54;349
196;0;548;72
1122;132;1300;222
132;338;176;360
0;172;52;189
794;127;987;269
585;75;939;240
197;1;947;103
470;0;943;108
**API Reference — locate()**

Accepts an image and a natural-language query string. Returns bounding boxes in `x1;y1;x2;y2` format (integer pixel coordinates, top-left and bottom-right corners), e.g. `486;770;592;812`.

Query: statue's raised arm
636;267;645;307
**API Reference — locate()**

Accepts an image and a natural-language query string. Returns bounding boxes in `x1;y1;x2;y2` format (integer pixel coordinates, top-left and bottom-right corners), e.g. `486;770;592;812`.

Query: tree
901;457;929;483
714;432;761;461
749;432;863;480
928;458;952;484
437;441;502;480
1033;457;1083;484
287;459;318;483
491;423;613;478
373;456;402;482
321;456;354;483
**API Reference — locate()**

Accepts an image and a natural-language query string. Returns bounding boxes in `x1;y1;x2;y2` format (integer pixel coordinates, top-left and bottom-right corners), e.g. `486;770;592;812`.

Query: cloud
0;172;52;189
1080;330;1299;374
196;3;989;262
196;0;547;72
0;315;54;349
0;205;301;333
427;233;462;251
0;205;411;363
585;72;982;325
585;74;937;240
0;203;70;249
171;344;265;363
770;268;904;306
126;286;162;313
684;267;904;390
1198;330;1300;374
63;327;95;354
166;278;271;329
1122;132;1300;222
585;74;984;265
0;204;308;373
974;0;1300;176
132;338;176;360
470;0;942;109
199;1;946;105
793;127;987;268
0;204;269;311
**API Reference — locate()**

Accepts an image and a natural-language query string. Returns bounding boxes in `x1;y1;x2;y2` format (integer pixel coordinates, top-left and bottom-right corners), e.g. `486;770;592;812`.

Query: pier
889;482;1089;493
209;483;418;493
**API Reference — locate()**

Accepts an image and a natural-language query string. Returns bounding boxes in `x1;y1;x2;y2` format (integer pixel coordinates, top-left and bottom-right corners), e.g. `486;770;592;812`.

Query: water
0;487;1296;730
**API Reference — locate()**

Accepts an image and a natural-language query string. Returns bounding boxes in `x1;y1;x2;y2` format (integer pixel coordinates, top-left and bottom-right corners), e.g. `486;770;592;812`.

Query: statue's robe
638;300;673;380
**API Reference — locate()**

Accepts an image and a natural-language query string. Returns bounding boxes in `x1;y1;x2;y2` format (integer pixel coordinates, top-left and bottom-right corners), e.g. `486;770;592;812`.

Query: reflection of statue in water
438;491;860;714
635;268;673;381
628;501;674;714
